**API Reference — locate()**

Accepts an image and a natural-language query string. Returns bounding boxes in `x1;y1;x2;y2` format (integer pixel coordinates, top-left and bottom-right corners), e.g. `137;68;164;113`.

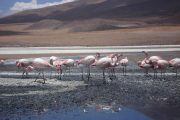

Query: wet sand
0;74;180;120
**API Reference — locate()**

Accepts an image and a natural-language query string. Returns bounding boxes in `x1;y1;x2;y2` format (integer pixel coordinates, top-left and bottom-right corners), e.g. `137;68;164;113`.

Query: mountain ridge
0;0;180;32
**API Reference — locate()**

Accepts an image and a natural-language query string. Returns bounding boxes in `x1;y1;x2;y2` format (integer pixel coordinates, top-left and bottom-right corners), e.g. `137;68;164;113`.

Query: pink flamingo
137;57;152;75
49;56;60;79
50;56;76;80
49;56;58;65
62;58;75;75
16;59;33;78
54;60;64;80
142;51;162;64
142;51;162;78
94;55;119;84
50;58;64;80
76;53;100;80
107;54;123;78
26;58;54;83
120;56;128;76
53;59;75;80
169;58;180;78
0;59;5;66
153;59;169;79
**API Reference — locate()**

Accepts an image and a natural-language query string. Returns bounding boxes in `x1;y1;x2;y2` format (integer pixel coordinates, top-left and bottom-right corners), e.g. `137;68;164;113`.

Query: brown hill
0;0;180;31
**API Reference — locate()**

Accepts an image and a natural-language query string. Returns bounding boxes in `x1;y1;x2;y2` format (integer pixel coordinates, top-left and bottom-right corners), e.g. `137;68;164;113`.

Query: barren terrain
0;23;180;47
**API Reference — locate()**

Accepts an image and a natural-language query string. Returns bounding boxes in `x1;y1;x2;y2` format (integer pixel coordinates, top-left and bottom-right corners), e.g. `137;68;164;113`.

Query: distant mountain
1;0;180;31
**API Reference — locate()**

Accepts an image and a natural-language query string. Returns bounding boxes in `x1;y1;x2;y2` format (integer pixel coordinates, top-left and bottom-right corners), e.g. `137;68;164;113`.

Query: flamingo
49;56;58;65
62;58;75;75
76;53;100;81
153;59;169;79
0;59;5;66
54;60;64;80
27;58;54;83
169;58;180;78
49;56;59;78
142;51;162;64
137;60;152;75
16;59;33;78
107;54;123;78
120;56;128;76
49;58;64;80
137;56;152;75
94;55;119;84
142;51;162;78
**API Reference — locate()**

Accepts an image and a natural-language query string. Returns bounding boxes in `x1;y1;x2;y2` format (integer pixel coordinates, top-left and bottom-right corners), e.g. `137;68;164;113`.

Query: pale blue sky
0;0;75;17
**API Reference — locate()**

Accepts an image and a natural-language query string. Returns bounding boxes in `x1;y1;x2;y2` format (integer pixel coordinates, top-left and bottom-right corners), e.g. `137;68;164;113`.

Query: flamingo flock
1;51;179;84
137;51;180;79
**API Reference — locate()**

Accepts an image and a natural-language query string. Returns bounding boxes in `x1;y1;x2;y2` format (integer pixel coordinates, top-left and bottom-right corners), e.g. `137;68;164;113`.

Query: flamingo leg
25;71;29;78
89;66;91;78
103;69;106;84
154;69;157;79
144;68;149;76
176;68;178;78
81;68;84;80
160;70;163;80
156;70;158;79
108;69;113;80
123;66;125;75
163;70;166;80
125;66;127;76
50;70;52;79
21;70;25;79
112;68;115;77
42;71;46;84
35;72;41;82
63;68;66;77
58;69;62;80
69;67;70;75
87;66;91;81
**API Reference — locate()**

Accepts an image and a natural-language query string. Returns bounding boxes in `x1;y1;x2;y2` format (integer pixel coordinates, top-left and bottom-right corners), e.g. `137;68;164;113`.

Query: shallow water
1;105;152;120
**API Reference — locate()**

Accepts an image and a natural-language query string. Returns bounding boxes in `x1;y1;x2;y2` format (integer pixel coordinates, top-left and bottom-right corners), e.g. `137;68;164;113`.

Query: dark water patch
0;105;152;120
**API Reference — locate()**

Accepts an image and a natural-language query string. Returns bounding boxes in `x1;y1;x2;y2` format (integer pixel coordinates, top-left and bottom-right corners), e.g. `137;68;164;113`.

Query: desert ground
0;51;180;120
0;23;180;47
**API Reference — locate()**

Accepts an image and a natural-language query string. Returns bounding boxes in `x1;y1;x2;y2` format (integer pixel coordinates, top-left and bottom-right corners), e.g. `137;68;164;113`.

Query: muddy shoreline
0;75;180;120
0;52;180;120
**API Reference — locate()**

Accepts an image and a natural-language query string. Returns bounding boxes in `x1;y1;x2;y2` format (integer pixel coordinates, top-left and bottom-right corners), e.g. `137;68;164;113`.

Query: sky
0;0;75;17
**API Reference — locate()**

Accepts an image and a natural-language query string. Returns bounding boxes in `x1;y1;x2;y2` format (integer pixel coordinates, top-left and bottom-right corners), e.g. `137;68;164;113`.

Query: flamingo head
117;54;123;60
168;59;174;67
142;51;148;57
16;61;21;69
144;58;150;64
152;61;159;69
50;56;57;61
137;60;142;66
96;52;100;59
49;59;54;65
